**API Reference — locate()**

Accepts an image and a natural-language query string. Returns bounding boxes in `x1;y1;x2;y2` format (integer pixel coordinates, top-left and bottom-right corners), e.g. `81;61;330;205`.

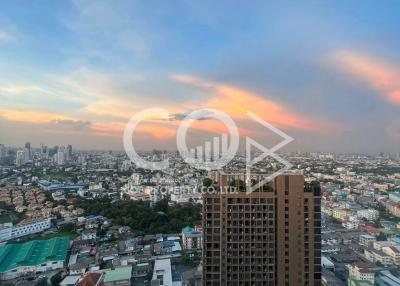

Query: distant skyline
1;1;400;153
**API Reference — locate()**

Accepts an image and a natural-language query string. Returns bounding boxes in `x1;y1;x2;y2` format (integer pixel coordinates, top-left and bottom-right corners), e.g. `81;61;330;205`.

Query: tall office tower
56;146;66;165
24;142;31;159
67;144;73;158
41;144;47;155
203;172;321;286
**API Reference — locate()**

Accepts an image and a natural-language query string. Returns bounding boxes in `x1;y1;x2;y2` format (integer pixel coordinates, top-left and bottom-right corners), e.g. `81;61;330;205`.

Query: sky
0;1;400;153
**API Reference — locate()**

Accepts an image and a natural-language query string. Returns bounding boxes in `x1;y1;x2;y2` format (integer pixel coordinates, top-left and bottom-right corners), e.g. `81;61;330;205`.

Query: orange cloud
91;121;177;140
0;110;74;124
0;109;119;138
0;108;240;140
1;71;335;143
173;75;333;133
331;51;400;105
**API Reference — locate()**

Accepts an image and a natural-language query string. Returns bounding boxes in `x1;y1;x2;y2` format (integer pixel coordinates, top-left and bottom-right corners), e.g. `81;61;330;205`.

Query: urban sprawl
0;143;399;286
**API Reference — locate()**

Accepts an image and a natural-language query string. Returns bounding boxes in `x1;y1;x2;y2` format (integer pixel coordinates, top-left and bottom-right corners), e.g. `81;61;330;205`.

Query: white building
56;149;65;165
0;218;52;242
342;220;358;229
359;234;376;247
357;209;379;221
364;248;392;266
52;191;66;201
0;223;13;242
12;217;52;239
151;259;175;286
348;262;374;284
15;150;26;166
81;229;97;241
181;226;202;250
382;246;400;265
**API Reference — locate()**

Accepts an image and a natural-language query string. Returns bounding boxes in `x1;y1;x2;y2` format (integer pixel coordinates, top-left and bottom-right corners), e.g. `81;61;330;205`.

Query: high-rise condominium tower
202;172;321;286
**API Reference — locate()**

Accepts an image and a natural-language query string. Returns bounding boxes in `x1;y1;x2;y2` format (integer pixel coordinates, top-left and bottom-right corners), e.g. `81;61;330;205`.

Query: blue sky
0;1;400;152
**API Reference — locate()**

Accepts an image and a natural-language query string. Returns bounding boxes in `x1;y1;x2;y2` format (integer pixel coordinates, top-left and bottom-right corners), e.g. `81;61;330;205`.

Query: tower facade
202;172;321;286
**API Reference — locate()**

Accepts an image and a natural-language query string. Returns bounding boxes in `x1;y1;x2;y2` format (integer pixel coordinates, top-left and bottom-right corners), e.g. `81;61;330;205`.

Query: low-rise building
387;203;400;218
333;208;350;221
12;217;52;239
0;217;52;242
343;220;359;229
357;209;379;221
102;266;132;286
389;192;400;203
0;237;69;280
181;226;202;250
152;259;173;286
60;275;81;286
365;248;392;266
382;246;400;265
359;234;376;248
348;262;374;285
82;229;97;241
75;272;104;286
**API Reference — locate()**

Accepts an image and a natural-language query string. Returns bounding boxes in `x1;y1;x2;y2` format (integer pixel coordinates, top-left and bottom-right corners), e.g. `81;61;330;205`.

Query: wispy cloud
50;119;91;129
0;30;13;42
0;110;75;124
50;67;162;119
0;84;48;95
330;51;400;105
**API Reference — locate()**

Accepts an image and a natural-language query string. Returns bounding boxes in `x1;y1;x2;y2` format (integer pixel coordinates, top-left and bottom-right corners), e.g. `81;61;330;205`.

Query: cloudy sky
0;1;400;153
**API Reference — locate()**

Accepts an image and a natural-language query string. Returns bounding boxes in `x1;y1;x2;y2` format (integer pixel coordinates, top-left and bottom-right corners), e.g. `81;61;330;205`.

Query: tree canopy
77;197;201;235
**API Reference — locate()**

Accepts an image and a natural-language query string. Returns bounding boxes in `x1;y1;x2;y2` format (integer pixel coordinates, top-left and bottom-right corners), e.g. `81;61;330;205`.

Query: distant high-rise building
0;144;5;158
67;145;73;161
23;148;30;163
56;147;66;165
24;142;31;160
15;150;26;166
202;172;321;286
41;144;47;155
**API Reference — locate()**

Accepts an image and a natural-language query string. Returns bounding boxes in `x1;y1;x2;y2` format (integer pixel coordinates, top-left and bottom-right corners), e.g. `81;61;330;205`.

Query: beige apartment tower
202;172;321;286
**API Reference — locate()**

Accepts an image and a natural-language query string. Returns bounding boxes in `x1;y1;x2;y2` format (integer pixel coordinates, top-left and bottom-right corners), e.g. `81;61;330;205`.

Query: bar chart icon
176;108;239;170
189;133;229;163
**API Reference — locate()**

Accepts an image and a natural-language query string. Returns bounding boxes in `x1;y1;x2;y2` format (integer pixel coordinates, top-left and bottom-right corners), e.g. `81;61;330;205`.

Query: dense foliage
77;198;201;235
34;278;50;286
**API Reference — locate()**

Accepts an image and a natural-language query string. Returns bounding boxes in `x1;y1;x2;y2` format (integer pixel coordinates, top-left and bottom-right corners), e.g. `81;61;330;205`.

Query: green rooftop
0;237;69;272
103;266;132;282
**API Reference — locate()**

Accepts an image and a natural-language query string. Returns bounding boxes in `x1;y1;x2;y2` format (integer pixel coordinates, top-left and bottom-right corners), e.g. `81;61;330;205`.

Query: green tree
76;197;201;234
60;222;75;232
50;272;62;286
203;177;213;187
35;278;50;286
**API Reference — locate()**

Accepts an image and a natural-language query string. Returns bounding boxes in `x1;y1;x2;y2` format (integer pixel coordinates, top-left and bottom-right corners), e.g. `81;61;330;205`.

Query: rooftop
103;266;132;282
0;236;69;272
76;272;104;286
182;226;193;233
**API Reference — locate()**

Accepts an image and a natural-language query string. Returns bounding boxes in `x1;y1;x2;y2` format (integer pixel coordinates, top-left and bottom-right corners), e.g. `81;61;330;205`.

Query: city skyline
1;1;400;152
